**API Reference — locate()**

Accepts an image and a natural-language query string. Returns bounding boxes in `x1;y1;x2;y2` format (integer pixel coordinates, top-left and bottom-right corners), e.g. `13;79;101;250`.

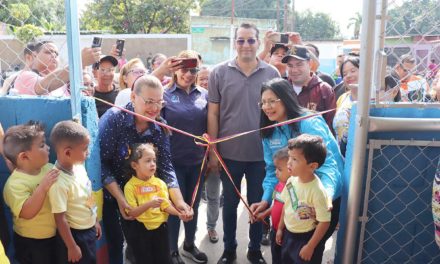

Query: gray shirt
209;59;280;161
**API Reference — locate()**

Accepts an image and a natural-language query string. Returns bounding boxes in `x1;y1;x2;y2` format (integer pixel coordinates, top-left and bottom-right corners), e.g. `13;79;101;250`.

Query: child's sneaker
182;243;207;263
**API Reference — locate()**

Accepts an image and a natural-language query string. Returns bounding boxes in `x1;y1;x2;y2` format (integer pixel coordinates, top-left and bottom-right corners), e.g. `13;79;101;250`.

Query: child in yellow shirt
48;121;101;264
124;143;182;264
2;121;59;264
276;134;331;264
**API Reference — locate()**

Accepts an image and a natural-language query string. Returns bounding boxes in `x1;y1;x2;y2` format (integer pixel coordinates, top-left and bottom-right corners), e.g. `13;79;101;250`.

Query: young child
256;147;290;264
123;143;182;264
48;120;101;263
2;121;59;264
276;134;330;264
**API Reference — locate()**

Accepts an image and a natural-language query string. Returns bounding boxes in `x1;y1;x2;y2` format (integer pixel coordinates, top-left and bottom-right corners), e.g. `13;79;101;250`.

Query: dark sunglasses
181;68;200;75
236;38;257;45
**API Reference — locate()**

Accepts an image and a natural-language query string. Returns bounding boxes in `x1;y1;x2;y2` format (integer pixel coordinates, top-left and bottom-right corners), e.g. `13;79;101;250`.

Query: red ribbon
94;97;334;224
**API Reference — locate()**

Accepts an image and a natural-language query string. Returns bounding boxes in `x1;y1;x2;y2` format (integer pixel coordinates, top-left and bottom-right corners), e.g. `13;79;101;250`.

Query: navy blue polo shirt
162;84;208;166
99;103;178;193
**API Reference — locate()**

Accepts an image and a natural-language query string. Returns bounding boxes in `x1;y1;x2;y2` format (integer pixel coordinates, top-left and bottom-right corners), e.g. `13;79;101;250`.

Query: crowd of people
0;21;440;264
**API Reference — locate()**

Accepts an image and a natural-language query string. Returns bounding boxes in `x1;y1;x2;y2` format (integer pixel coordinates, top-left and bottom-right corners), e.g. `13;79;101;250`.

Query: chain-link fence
358;140;440;263
0;1;73;96
374;0;440;104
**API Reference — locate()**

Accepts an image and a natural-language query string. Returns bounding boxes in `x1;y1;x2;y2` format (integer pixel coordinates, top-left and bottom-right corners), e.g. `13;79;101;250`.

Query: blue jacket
262;115;344;203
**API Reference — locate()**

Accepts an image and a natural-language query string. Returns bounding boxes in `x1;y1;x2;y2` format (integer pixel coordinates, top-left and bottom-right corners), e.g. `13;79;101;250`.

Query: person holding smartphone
258;31;301;79
162;50;208;264
13;41;100;96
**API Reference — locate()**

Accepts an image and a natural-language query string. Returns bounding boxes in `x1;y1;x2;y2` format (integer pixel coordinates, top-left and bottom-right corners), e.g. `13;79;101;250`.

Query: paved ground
176;179;337;264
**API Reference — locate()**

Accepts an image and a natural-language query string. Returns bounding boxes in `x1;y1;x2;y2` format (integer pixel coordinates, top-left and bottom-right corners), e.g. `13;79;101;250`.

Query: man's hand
67;244;82;263
81;47;101;67
287;32;302;45
110;44;125;58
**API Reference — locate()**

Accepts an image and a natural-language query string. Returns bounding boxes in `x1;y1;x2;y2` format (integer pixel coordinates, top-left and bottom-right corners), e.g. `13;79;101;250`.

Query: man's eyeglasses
258;98;281;108
99;67;115;74
181;68;199;75
127;69;146;76
137;94;166;108
236;38;257;45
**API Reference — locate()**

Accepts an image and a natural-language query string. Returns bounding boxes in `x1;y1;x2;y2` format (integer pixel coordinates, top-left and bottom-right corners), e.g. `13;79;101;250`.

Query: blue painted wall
0;96;103;261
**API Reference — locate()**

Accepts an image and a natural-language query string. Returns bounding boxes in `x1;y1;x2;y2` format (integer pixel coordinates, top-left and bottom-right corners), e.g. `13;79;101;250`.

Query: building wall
191;16;277;66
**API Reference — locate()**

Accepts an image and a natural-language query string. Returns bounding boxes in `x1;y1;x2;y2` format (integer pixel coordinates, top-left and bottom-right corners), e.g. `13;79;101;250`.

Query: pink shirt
14;70;39;95
14;70;66;96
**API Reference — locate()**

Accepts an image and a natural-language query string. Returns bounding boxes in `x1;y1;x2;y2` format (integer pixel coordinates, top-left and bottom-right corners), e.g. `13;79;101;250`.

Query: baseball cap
270;43;289;56
281;45;311;63
99;55;118;67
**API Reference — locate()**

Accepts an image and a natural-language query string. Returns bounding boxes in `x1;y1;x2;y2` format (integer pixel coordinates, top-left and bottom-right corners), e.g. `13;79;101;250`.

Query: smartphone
180;58;198;68
269;33;289;44
91;37;102;48
116;39;125;56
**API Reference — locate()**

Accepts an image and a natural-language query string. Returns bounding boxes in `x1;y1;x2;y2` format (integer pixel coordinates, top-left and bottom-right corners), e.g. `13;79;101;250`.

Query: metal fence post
342;0;377;263
65;0;83;122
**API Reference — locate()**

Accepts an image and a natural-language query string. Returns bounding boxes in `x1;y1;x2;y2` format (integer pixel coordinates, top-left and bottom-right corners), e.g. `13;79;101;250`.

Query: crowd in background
0;21;439;264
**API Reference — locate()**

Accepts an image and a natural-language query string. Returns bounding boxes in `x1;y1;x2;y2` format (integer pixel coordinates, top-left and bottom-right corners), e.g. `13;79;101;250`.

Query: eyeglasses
99;67;115;74
128;69;146;76
236;38;257;45
137;94;166;108
258;98;281;108
181;68;199;75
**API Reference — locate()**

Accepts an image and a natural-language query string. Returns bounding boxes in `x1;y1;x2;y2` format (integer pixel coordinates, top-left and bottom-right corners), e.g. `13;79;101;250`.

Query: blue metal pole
65;0;83;123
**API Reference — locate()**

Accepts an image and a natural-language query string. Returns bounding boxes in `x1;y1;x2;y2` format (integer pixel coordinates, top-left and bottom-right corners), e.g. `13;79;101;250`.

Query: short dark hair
31;41;54;53
24;43;37;56
3;121;45;166
50;120;89;149
305;43;320;58
234;23;259;40
151;53;166;65
273;147;289;162
288;134;327;168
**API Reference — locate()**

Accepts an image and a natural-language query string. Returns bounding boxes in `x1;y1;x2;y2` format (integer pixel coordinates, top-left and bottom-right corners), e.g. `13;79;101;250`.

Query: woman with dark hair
250;78;344;264
332;56;360;156
333;55;360;101
162;50;208;264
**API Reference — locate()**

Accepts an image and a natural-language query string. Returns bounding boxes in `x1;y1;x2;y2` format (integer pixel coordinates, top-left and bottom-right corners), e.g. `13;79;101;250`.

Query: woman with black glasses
162;50;208;264
250;78;344;264
99;75;193;264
